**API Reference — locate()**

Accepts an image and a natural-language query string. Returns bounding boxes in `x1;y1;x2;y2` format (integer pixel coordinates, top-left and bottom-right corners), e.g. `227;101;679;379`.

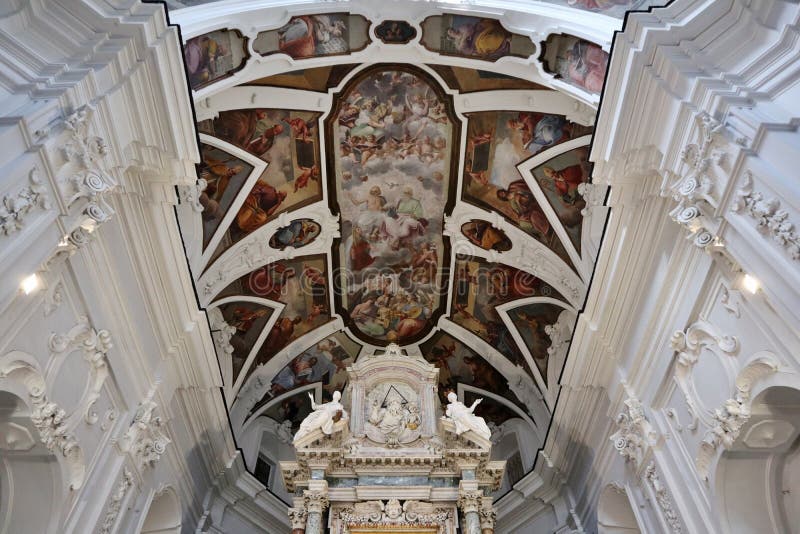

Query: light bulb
20;274;41;295
742;274;760;294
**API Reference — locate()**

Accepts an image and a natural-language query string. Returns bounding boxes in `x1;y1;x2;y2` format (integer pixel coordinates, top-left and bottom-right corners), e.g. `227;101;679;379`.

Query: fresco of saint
462;111;591;265
197;109;323;261
183;29;247;90
214;255;332;378
254;14;371;59
541;34;610;95
421;15;535;61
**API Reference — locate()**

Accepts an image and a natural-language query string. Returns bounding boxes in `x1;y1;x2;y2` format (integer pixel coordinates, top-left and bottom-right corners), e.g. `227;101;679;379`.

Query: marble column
303;490;329;534
479;496;496;534
288;506;306;534
458;490;483;534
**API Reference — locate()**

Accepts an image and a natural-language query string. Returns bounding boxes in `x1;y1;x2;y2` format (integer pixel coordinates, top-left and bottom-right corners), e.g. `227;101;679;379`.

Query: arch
0;389;64;534
715;385;800;534
597;483;641;534
139;486;181;534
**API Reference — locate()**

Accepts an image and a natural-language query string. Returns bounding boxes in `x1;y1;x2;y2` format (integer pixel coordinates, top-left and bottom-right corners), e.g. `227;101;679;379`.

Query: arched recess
597;483;641;534
0;389;64;534
139;486;181;534
715;385;800;534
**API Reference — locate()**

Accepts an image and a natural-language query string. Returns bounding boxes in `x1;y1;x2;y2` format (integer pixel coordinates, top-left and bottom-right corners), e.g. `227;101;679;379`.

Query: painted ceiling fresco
329;67;457;345
174;7;621;499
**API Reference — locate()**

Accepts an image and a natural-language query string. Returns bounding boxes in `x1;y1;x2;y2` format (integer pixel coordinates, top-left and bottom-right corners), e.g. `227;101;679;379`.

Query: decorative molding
644;461;682;533
731;170;800;261
695;356;779;480
49;316;113;424
0;167;50;236
338;499;451;527
671;319;739;366
303;490;329;515
118;387;171;468
98;468;134;534
479;497;496;530
609;387;658;467
208;307;236;379
0;358;85;489
287;507;307;529
43;280;64;316
670;319;739;431
666;112;726;249
576;182;605;216
177;178;207;213
457;489;483;514
719;286;741;318
59;105;116;207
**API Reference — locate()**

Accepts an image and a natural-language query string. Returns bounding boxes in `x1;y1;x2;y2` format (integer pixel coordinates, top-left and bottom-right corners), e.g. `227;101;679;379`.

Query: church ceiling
169;0;663;496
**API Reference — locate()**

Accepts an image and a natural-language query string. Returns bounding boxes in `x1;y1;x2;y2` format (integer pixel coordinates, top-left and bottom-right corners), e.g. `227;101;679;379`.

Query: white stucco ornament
294;391;348;443
444;392;491;440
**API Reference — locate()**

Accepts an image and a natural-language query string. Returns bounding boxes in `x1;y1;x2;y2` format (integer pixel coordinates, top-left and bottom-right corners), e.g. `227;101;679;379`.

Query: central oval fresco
328;66;458;345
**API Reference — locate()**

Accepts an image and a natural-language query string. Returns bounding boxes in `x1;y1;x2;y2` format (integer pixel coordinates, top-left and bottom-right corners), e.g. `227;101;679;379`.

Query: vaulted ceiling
171;0;666;499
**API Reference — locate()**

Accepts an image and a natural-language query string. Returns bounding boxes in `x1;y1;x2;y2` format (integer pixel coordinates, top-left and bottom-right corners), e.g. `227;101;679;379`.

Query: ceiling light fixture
20;273;41;295
741;274;760;294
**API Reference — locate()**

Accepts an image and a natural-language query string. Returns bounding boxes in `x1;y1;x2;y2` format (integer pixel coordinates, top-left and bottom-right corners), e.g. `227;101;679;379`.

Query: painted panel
184;29;248;90
198;109;322;259
531;146;591;254
462;111;591;264
374;20;417;44
253;14;371;59
328;66;458;345
215;302;274;383
269;219;321;250
507;302;565;384
420;331;526;412
421;15;535;61
540;34;609;95
451;255;563;376
197;143;254;249
269;332;360;398
215;255;332;376
460;219;512;252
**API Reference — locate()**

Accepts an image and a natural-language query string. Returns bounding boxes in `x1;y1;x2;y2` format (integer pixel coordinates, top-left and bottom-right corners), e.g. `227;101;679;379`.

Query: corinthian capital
303;490;329;514
457;490;483;514
479;496;496;529
288;507;307;529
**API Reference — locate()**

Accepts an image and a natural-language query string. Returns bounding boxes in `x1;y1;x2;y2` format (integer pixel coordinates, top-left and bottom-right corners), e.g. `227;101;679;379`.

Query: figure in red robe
349;227;375;271
496;180;550;236
541;164;585;204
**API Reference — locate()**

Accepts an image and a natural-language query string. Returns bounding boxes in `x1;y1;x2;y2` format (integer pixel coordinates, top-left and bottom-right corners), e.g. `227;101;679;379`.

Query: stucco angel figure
444;392;491;440
293;391;348;443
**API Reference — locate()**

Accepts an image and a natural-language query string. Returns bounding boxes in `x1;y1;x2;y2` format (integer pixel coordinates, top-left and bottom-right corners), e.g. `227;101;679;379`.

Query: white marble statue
293;391;348;443
444;392;491;440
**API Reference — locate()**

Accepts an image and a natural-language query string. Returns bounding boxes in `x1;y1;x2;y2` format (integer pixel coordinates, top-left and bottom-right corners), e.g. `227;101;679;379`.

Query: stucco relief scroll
670;319;739;432
49;316;113;425
0;354;86;490
695;355;779;480
609;388;658;468
731;170;800;261
666;111;727;249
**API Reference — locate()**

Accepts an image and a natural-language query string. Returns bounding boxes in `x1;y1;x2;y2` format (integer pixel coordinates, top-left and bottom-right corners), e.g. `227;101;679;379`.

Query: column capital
479;496;496;530
288;507;307;530
303;490;329;515
457;489;483;514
